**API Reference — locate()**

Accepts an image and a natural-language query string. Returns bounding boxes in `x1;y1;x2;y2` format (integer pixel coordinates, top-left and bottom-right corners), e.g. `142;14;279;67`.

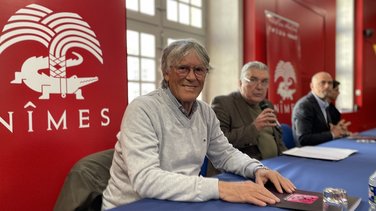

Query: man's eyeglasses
172;65;208;78
243;77;269;87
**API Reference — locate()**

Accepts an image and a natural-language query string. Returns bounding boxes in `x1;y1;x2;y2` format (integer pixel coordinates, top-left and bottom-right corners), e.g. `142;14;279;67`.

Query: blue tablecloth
110;128;376;211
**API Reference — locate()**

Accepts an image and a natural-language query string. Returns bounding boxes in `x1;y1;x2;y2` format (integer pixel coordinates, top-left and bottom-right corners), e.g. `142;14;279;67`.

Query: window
336;0;354;112
126;0;155;16
126;0;206;103
166;0;203;28
126;30;157;102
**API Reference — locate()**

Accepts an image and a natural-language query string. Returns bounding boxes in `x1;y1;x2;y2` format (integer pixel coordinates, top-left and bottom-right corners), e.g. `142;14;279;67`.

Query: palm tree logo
274;60;297;101
0;4;103;99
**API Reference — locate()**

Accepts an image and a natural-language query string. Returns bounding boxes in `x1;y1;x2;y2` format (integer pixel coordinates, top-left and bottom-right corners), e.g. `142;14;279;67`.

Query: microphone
259;101;281;127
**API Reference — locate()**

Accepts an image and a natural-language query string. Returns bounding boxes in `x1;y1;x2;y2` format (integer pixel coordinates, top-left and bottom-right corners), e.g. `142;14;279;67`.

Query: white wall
205;0;243;103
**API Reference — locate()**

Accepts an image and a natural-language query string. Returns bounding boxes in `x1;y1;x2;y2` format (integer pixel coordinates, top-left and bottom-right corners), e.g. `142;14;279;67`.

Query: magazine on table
266;183;361;211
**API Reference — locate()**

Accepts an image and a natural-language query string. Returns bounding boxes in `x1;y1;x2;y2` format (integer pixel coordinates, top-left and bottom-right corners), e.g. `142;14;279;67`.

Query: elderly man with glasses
211;61;287;161
102;41;295;210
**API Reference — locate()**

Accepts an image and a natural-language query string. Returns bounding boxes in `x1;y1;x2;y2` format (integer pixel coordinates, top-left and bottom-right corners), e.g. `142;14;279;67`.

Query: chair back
281;124;295;149
54;149;114;211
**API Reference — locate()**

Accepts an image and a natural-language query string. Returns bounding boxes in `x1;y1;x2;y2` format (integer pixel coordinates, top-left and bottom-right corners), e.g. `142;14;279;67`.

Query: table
110;128;376;211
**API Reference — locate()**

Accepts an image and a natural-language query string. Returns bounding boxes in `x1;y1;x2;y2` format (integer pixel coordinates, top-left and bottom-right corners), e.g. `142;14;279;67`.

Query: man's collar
164;87;198;118
311;92;329;108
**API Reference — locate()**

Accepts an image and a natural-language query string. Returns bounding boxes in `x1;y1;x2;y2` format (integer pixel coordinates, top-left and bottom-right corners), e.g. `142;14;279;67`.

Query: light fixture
363;28;374;38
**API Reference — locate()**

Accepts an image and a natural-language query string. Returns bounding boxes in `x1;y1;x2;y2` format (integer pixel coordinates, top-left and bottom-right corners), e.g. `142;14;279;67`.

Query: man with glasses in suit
211;61;287;161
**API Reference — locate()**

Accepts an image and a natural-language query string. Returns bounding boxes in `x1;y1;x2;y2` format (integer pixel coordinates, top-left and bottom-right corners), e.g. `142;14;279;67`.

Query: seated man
102;40;295;210
326;80;351;133
292;72;350;146
211;61;287;160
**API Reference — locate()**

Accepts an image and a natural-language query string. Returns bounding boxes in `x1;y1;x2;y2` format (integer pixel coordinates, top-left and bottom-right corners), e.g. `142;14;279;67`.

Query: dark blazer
327;102;341;125
211;91;286;160
292;92;333;146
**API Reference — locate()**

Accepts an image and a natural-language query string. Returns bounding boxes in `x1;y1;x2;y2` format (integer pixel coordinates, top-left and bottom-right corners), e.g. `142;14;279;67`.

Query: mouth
253;93;264;97
182;84;198;91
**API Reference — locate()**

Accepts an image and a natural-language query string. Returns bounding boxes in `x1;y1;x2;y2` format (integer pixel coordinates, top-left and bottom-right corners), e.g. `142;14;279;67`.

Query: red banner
0;1;126;210
265;10;301;124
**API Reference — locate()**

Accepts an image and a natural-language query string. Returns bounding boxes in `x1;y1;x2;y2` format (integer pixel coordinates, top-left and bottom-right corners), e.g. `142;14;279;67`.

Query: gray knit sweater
102;88;263;209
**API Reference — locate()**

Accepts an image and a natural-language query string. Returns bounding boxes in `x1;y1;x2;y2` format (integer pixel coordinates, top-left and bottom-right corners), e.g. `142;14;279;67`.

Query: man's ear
164;73;169;83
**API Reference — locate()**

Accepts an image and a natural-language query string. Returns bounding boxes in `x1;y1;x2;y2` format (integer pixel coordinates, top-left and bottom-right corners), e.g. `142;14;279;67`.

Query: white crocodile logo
11;52;98;99
0;4;103;99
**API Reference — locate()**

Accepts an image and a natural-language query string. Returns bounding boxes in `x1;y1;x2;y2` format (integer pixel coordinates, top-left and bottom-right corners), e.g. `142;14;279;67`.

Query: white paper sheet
282;146;357;161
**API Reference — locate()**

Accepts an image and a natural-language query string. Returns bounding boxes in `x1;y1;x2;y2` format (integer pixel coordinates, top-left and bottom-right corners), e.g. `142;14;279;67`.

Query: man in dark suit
292;72;350;146
326;79;352;136
326;80;342;124
211;61;287;160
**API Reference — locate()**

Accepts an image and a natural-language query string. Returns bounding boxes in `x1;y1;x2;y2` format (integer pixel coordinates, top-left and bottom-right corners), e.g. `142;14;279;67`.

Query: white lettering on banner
269;26;286;37
0;112;14;133
274;103;295;114
27;110;34;132
79;109;90;128
268;26;298;41
0;102;111;133
101;108;110;126
287;33;298;40
25;101;37;132
47;110;67;131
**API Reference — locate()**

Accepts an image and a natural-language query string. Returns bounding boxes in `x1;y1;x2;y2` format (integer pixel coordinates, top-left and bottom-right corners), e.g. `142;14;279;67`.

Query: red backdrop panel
244;0;329;125
265;11;302;122
0;1;127;210
245;0;376;131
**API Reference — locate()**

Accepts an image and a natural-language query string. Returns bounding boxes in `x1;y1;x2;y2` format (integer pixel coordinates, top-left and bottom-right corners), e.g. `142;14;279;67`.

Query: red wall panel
244;0;335;124
345;0;376;131
0;1;127;210
244;0;376;131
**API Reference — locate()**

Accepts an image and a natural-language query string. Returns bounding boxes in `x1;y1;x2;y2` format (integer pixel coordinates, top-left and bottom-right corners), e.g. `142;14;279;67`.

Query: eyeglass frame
243;77;269;87
170;65;209;78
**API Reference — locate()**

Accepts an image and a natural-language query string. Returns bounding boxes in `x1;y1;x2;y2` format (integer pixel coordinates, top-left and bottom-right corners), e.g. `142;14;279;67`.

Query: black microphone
259;101;281;127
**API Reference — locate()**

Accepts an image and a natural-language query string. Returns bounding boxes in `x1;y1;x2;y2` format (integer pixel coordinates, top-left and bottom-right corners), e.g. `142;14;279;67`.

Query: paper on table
347;134;376;143
348;134;376;140
282;146;357;161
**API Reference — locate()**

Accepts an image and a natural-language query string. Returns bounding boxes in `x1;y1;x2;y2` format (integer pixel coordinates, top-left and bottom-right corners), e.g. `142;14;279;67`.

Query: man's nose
185;68;197;79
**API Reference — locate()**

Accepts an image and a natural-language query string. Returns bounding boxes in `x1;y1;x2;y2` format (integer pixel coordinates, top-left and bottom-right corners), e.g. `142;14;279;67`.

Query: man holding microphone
211;61;287;161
